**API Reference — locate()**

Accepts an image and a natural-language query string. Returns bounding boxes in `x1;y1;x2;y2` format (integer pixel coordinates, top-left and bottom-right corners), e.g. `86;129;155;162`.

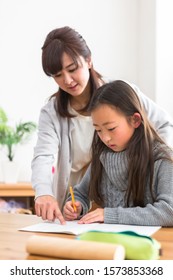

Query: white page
19;220;160;236
19;220;100;235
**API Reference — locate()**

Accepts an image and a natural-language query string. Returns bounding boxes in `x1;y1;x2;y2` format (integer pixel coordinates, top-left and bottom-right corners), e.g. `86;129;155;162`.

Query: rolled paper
26;235;125;260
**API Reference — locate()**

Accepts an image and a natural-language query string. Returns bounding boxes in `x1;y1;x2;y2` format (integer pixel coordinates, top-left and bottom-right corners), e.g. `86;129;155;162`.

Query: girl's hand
63;200;82;220
78;208;104;224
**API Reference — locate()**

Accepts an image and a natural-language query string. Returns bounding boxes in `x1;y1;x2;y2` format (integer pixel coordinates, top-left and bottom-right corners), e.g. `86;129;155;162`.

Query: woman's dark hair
89;80;172;207
42;26;103;117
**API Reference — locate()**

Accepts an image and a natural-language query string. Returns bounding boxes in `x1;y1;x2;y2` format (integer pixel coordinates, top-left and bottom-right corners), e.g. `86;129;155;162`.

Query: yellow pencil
69;186;77;212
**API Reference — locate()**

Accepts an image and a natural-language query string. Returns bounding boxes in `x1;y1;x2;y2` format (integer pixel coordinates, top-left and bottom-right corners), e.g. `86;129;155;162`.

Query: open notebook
19;220;160;236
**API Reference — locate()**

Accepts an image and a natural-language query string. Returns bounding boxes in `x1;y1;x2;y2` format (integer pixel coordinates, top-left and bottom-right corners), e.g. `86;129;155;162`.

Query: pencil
69;186;77;212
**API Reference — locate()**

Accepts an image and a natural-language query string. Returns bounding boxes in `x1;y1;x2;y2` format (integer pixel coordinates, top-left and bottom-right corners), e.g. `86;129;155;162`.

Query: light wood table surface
0;213;173;260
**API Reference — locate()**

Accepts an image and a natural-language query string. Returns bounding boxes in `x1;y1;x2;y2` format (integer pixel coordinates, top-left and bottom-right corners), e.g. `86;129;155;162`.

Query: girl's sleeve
130;83;173;147
104;159;173;226
31;103;60;198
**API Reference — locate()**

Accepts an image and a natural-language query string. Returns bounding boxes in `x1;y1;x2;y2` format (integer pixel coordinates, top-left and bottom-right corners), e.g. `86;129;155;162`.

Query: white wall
137;0;156;100
137;0;173;118
0;0;172;182
155;0;173;117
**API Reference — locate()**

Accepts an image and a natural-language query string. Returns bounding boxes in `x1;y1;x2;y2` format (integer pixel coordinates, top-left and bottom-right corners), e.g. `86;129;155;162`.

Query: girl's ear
132;113;142;128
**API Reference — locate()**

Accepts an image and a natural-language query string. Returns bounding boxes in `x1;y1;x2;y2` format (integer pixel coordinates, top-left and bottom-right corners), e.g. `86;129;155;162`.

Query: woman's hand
35;195;66;224
78;208;104;224
63;201;82;220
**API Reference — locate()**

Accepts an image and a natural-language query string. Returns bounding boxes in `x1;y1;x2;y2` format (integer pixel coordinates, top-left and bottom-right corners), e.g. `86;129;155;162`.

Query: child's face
91;104;136;152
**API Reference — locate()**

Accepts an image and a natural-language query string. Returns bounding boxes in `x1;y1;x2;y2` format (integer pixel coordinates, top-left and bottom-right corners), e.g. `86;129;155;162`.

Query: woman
31;26;173;223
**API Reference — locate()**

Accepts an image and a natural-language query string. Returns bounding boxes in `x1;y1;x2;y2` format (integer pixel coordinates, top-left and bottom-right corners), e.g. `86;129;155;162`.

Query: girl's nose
102;133;111;144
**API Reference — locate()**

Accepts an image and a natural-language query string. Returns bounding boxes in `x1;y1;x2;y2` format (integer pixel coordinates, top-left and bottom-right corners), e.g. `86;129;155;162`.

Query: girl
32;26;173;224
63;80;173;226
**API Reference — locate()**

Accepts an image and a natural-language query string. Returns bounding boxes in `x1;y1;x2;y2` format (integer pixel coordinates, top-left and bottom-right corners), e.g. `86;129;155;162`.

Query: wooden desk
0;213;173;260
0;183;35;210
0;213;74;260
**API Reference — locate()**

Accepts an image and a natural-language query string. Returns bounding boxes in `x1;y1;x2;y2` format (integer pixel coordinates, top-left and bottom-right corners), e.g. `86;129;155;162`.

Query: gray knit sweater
71;145;173;226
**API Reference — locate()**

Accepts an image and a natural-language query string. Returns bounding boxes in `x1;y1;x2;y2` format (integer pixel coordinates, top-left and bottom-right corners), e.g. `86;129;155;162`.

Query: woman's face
52;52;91;97
91;104;136;152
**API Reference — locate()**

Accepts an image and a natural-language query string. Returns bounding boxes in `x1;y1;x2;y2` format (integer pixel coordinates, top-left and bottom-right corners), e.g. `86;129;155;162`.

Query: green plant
0;107;37;161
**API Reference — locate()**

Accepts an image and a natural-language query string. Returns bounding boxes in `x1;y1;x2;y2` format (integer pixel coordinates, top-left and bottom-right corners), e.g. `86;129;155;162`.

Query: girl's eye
96;130;101;133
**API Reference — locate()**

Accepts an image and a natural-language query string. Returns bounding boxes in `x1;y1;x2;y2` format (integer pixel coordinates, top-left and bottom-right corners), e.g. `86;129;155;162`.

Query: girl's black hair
88;80;172;207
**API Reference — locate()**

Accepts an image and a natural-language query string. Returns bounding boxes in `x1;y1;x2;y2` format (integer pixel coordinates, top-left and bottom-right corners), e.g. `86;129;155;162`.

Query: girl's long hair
42;26;104;117
88;80;172;207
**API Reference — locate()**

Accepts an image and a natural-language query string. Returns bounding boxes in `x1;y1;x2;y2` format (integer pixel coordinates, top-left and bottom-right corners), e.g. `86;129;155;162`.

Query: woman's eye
69;67;77;73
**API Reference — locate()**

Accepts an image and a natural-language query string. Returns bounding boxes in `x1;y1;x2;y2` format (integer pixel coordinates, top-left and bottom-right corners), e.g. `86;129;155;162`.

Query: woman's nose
64;73;73;85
